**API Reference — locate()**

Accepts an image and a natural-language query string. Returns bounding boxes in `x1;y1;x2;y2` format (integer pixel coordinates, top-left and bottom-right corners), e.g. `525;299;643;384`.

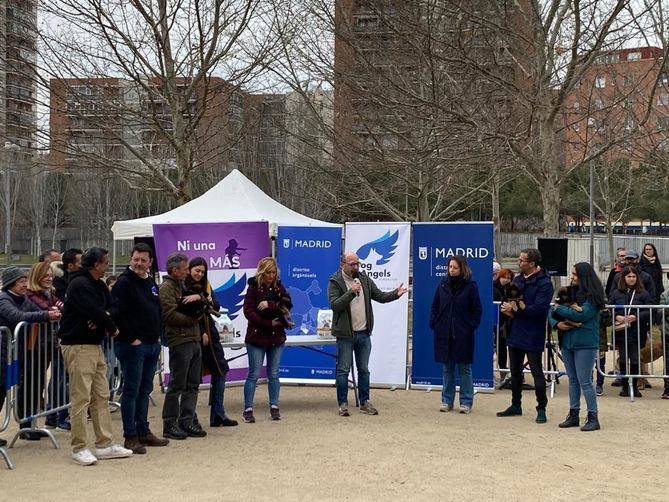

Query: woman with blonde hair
242;257;292;423
26;261;69;432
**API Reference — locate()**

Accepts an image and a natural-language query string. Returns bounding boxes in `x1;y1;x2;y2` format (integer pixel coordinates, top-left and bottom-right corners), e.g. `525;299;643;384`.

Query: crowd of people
491;243;669;432
0;241;665;465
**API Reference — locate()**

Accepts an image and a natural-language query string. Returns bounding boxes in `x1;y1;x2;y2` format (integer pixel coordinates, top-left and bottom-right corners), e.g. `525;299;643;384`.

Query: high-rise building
562;47;668;165
2;0;38;150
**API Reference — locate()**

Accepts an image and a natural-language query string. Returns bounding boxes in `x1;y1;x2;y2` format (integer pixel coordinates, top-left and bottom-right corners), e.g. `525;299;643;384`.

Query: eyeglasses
346;262;360;267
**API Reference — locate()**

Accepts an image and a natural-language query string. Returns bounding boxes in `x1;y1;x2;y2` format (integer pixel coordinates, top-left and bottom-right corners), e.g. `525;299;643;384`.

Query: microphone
352;271;360;297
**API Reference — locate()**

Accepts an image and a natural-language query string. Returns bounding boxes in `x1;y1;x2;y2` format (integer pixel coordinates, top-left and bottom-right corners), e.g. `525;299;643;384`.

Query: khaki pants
61;344;113;453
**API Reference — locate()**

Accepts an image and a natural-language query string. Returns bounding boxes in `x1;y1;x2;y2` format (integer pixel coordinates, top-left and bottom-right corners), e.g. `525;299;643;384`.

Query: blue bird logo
356;230;399;265
212;273;247;320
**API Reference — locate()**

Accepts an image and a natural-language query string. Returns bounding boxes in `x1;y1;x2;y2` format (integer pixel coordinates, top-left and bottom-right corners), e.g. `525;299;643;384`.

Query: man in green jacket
160;253;206;440
328;251;407;416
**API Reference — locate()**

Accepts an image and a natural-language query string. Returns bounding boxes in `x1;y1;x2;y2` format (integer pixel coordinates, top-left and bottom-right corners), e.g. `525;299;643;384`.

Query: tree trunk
539;172;561;236
492;178;501;259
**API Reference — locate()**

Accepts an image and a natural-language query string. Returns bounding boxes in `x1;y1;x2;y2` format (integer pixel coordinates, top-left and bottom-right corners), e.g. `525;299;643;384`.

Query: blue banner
411;222;494;388
276;226;342;380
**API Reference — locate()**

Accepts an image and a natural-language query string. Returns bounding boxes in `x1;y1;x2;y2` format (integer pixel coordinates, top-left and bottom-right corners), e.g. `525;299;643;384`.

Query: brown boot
139;430;170;447
124;435;147;454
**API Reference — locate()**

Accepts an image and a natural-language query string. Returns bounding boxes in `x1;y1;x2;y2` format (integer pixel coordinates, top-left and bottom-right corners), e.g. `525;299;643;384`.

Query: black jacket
611;269;656;303
429;276;482;364
111;267;162;344
53;269;73;302
58;270;116;345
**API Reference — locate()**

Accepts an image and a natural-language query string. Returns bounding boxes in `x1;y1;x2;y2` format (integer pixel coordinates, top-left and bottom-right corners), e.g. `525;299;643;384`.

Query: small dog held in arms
503;283;525;317
552;285;583;328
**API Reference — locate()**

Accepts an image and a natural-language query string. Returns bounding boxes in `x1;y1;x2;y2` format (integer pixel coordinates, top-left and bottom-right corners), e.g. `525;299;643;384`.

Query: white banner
344;222;410;387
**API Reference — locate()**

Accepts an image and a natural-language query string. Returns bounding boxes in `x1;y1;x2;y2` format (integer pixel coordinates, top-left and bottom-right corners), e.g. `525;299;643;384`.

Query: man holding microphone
328;251;407;417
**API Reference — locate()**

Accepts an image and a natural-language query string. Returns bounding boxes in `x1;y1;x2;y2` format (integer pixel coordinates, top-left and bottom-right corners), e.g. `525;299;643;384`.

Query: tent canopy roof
111;169;339;240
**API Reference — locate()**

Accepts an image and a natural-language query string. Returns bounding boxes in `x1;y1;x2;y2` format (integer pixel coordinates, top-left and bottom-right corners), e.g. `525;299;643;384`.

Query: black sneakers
162;424;188;440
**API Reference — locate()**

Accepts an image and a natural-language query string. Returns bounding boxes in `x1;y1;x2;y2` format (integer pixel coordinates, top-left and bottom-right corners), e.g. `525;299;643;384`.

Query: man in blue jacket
497;248;554;423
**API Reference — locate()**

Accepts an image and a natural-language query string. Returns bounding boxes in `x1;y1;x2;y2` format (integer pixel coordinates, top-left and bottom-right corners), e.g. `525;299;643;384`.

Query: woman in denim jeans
242;257;291;423
550;262;606;432
429;256;482;414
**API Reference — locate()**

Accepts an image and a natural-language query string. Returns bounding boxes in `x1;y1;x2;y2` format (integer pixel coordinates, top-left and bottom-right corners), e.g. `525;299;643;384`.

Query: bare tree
39;0;284;204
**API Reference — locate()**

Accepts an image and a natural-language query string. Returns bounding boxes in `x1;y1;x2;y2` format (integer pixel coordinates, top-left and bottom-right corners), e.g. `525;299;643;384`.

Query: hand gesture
130;339;142;346
271;318;282;328
258;301;269;311
556;321;572;331
202;333;210;345
350;281;362;295
48;308;61;321
396;283;408;297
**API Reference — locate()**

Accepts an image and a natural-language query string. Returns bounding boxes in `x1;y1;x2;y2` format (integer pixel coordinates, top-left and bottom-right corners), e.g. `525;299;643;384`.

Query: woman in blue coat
549;262;605;432
429;256;482;414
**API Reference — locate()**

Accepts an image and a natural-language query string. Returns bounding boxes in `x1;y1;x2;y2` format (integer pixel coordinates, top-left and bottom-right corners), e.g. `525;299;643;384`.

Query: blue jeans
244;343;284;409
441;359;473;407
115;340;161;437
336;331;372;406
561;347;598;413
210;373;227;423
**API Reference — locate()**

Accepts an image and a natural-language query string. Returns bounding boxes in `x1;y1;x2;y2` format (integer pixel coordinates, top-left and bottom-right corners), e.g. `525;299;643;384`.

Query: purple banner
152;222;270;272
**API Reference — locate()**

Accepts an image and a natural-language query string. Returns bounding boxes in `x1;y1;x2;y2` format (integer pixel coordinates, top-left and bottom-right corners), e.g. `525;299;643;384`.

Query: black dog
553;285;583;328
503;283;525;317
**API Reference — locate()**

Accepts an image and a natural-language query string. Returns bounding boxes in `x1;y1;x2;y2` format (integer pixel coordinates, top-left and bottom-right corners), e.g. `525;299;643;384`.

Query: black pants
508;346;547;410
619;341;640;391
162;341;202;427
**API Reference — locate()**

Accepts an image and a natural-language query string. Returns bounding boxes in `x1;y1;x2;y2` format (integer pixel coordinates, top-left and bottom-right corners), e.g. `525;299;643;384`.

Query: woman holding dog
550;262;605;431
607;266;652;398
430;256;482;414
185;257;237;427
242;257;292;422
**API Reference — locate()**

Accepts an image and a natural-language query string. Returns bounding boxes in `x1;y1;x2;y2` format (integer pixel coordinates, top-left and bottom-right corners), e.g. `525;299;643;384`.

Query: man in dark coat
53;248;82;301
497;248;554;423
59;247;133;465
111;242;169;454
328;251;407;417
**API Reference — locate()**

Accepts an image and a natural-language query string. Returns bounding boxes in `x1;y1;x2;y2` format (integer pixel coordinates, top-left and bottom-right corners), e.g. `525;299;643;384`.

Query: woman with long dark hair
429;256;482;414
639;243;663;304
184;257;237;427
608;266;652;398
550;262;605;431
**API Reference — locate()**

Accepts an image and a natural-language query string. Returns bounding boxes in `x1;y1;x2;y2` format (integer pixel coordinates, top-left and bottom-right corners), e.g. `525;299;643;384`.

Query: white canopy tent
111;168;339;241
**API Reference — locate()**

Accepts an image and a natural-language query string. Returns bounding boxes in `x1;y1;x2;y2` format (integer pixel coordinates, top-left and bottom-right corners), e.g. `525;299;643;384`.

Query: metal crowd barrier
493;301;669;403
8;321;63;449
598;304;669;402
6;321;126;454
493;302;565;399
0;326;14;469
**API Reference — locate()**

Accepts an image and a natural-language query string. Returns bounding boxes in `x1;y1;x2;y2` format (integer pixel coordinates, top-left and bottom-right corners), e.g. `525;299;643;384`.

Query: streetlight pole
589;161;594;266
4;142;20;266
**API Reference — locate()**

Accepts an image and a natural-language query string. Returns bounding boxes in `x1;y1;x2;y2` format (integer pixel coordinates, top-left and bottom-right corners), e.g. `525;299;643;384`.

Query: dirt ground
2;379;668;502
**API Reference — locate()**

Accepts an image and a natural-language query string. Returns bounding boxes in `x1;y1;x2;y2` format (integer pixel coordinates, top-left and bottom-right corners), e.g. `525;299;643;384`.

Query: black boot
581;411;600;431
558;409;580;428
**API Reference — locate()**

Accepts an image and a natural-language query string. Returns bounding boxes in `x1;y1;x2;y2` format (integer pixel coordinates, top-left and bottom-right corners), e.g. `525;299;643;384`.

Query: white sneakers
95;444;133;460
71;449;98;466
72;444;132;465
